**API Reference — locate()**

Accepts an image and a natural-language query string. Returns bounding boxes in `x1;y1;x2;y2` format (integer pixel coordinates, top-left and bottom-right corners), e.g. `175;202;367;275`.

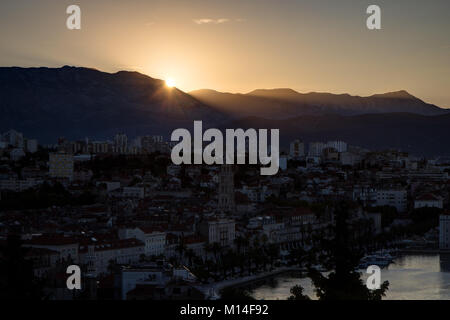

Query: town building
49;152;74;180
79;238;145;276
327;141;348;153
0;178;43;192
10;148;25;161
289;139;305;159
2;129;24;148
308;142;326;157
114;133;128;154
26;139;38;153
25;235;79;264
122;187;145;199
199;218;236;246
375;189;407;212
119;227;166;257
414;193;443;209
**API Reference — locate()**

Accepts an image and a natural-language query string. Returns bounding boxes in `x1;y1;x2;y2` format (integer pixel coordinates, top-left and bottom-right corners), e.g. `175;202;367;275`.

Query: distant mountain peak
247;88;300;96
190;86;446;119
371;90;417;99
190;89;221;94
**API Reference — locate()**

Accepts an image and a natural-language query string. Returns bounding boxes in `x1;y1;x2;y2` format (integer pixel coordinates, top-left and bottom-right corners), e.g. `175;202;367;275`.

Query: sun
165;78;176;88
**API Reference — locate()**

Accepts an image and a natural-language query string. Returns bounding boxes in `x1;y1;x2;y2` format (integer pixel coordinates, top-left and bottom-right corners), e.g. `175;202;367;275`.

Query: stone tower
218;165;235;213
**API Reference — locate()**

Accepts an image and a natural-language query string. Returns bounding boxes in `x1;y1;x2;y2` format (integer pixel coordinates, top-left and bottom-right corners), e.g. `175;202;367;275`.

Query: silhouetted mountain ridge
190;87;446;119
1;66;450;156
0;66;225;142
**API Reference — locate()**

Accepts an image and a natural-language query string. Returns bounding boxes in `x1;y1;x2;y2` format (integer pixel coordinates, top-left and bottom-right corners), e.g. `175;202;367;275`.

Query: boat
206;287;220;300
358;253;393;269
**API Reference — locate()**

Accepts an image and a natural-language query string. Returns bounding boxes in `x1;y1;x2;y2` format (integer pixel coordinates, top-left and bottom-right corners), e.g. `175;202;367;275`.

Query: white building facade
200;219;236;246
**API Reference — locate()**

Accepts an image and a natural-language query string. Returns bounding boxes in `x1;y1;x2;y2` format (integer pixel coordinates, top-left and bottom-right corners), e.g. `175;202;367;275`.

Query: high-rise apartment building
114;133;128;154
289;139;305;158
327;141;348;153
308;142;326;157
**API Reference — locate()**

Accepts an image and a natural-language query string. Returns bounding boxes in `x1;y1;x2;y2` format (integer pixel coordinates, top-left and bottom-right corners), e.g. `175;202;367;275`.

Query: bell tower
217;165;235;213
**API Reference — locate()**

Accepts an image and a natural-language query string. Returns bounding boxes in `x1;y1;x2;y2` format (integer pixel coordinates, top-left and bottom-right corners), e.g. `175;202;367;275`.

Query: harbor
250;254;450;300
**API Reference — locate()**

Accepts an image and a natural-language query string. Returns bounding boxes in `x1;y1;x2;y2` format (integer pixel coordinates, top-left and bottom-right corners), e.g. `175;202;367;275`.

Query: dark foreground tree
309;201;389;300
288;285;310;300
0;234;45;299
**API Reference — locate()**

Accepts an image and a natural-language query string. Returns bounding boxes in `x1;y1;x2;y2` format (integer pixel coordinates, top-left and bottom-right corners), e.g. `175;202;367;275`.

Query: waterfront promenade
197;267;304;299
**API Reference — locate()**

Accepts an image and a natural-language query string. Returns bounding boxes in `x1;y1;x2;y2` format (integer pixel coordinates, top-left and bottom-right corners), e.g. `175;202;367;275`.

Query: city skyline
0;0;449;108
3;0;450;305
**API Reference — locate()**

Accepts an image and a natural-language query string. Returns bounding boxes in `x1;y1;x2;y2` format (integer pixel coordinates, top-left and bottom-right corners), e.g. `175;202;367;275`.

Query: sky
0;0;449;107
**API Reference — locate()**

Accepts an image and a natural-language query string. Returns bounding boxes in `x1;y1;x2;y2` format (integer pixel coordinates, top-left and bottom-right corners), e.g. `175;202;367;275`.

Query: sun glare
165;78;175;88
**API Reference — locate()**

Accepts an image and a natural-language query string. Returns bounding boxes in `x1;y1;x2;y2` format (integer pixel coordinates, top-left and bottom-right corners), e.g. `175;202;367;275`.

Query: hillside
190;88;447;119
0;66;225;142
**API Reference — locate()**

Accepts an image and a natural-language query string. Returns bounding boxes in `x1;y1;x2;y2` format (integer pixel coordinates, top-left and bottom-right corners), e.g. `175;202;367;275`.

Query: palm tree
309;201;389;300
211;242;222;263
300;223;306;246
185;249;196;267
267;243;280;269
107;259;117;274
176;239;187;264
203;243;213;261
0;234;45;299
288;285;310;300
237;253;246;276
306;223;313;245
234;236;245;254
260;235;269;271
261;234;268;247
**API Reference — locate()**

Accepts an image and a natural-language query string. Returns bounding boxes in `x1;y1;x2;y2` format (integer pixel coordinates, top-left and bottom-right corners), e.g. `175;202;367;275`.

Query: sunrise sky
0;0;449;107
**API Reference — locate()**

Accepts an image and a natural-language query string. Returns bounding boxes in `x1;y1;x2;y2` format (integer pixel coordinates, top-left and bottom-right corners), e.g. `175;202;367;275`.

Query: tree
260;235;269;271
411;207;441;224
288;285;310;300
0;234;45;299
309;201;389;300
367;205;397;228
211;242;222;263
234;236;246;254
176;237;187;263
267;243;280;269
185;249;196;267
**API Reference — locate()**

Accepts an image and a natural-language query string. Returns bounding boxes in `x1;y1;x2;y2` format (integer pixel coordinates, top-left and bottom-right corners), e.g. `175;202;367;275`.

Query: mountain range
0;66;223;142
190;88;446;119
1;66;450;156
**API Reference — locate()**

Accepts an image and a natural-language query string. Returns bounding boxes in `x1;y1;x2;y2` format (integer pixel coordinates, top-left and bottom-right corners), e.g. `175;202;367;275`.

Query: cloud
193;18;230;25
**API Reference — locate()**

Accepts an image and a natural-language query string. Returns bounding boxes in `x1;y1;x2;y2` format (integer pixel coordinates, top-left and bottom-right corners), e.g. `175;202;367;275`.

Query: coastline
198;267;305;298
